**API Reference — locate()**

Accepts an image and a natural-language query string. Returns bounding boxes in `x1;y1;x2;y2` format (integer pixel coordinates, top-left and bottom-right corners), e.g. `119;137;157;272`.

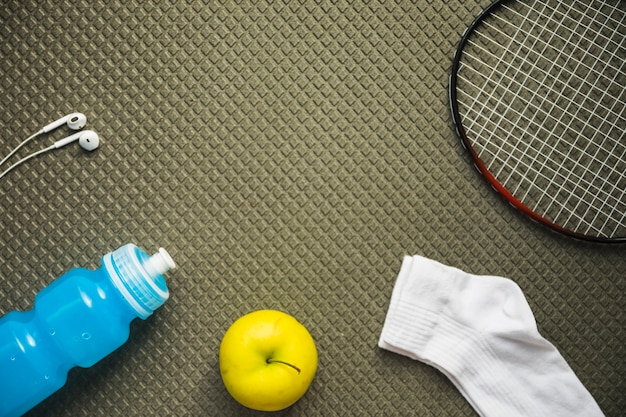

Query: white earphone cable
0;130;45;168
0;145;55;179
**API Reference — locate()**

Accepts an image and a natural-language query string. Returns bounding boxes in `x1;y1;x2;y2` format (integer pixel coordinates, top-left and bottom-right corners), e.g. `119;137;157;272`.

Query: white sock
378;255;604;417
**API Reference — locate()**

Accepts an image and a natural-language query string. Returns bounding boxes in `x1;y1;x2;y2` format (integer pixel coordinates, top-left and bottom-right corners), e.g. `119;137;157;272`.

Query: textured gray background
0;1;624;416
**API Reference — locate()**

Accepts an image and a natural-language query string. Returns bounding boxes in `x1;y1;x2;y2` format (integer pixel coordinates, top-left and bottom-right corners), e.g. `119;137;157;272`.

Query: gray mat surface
1;1;624;416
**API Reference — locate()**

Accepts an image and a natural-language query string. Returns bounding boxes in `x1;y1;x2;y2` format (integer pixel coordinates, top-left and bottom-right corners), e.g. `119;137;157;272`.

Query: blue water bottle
0;243;176;417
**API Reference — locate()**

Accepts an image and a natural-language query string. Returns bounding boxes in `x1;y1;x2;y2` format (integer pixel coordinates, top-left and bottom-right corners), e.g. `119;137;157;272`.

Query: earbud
41;112;87;133
54;130;100;151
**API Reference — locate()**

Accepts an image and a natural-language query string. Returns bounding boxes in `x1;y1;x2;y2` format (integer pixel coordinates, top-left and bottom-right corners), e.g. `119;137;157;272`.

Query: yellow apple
219;309;318;411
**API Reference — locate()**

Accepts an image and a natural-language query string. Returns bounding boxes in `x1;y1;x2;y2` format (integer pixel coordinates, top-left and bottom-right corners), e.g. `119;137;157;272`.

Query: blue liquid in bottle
0;244;176;417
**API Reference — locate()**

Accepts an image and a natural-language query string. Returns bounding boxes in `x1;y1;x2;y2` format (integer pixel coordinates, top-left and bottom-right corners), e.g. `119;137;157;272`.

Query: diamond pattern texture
0;1;624;416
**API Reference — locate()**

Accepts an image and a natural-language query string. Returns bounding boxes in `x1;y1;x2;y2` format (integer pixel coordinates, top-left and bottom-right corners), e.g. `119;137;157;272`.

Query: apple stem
266;359;301;374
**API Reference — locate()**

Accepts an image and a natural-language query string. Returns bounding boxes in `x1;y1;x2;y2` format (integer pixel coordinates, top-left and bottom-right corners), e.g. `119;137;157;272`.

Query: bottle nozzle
144;248;176;277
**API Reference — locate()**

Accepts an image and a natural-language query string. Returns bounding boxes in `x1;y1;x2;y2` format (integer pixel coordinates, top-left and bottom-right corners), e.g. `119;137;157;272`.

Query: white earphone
54;130;100;151
42;112;88;133
0;112;100;179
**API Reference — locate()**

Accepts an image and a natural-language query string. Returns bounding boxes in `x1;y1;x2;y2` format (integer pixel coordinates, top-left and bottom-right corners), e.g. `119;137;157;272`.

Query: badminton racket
449;0;625;242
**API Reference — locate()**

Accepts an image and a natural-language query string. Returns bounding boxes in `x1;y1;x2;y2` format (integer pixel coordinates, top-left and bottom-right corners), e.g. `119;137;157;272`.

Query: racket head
450;0;626;243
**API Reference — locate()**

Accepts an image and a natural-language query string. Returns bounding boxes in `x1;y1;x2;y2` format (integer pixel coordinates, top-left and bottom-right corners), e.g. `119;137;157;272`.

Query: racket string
460;0;544;158
497;0;591;203
457;80;624;210
458;55;625;173
504;1;626;76
458;108;625;229
461;3;625;144
456;0;620;182
521;2;624;222
461;1;553;199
